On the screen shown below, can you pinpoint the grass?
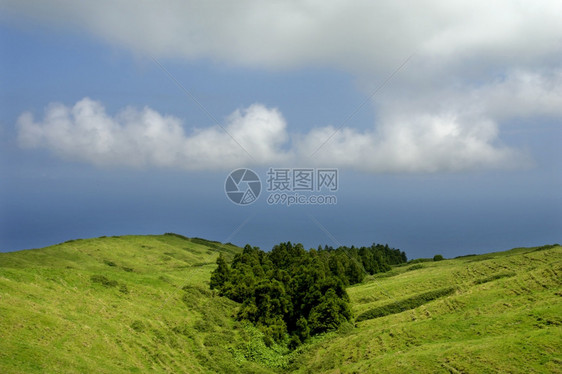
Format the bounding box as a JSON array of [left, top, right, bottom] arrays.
[[1, 237, 561, 373], [0, 235, 278, 373], [355, 287, 456, 322], [289, 245, 562, 373]]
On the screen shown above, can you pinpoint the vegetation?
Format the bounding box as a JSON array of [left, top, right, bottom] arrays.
[[290, 244, 562, 373], [0, 234, 277, 373], [433, 254, 444, 261], [355, 287, 455, 322], [0, 236, 560, 373], [210, 242, 406, 347]]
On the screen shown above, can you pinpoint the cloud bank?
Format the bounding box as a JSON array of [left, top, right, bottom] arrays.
[[18, 99, 290, 169], [18, 96, 530, 172], [6, 0, 562, 172], [3, 1, 560, 73]]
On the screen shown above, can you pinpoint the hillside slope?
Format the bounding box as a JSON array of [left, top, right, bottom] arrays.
[[0, 234, 279, 373], [1, 237, 561, 373], [290, 245, 562, 373]]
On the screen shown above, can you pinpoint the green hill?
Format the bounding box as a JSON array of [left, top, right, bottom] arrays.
[[1, 236, 561, 373], [289, 245, 562, 373]]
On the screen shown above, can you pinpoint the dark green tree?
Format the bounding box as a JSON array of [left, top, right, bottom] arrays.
[[208, 240, 407, 348], [308, 288, 352, 334], [209, 253, 231, 291]]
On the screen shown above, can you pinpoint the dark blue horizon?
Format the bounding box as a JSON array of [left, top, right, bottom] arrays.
[[2, 164, 560, 260]]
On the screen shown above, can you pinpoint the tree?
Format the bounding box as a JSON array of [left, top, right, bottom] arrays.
[[345, 258, 365, 284], [208, 240, 407, 348], [433, 254, 444, 261], [308, 288, 352, 334], [328, 255, 346, 284], [295, 316, 310, 342], [359, 247, 375, 274], [210, 253, 231, 291]]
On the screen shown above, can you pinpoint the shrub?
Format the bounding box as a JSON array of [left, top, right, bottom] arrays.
[[164, 232, 190, 240], [433, 254, 444, 261], [407, 264, 424, 271], [474, 272, 515, 285], [194, 319, 214, 333], [533, 244, 560, 252], [455, 254, 477, 258], [90, 275, 118, 288], [356, 287, 455, 322], [119, 284, 129, 294], [408, 258, 433, 264], [191, 237, 222, 245], [130, 320, 145, 332], [158, 275, 172, 283]]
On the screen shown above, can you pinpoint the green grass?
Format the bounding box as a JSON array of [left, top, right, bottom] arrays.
[[355, 287, 456, 322], [289, 245, 562, 373], [0, 235, 279, 373], [1, 237, 561, 373]]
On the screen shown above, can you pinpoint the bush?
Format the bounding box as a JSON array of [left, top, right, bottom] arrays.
[[191, 237, 222, 245], [119, 284, 129, 294], [406, 264, 424, 271], [164, 232, 190, 241], [194, 319, 214, 333], [408, 258, 433, 264], [433, 254, 444, 261], [474, 272, 515, 285], [455, 254, 477, 258], [356, 287, 455, 322], [130, 320, 145, 332], [90, 274, 118, 288], [533, 244, 560, 252]]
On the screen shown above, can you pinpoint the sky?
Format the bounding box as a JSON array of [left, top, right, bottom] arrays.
[[0, 1, 560, 258]]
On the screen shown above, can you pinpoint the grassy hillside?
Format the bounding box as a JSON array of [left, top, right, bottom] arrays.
[[1, 237, 561, 373], [0, 234, 283, 373], [290, 245, 562, 373]]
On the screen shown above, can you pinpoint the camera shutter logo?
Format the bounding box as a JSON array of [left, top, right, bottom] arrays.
[[225, 169, 261, 205]]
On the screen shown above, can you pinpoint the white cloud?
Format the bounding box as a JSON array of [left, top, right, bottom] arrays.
[[475, 69, 562, 120], [6, 1, 562, 172], [297, 112, 527, 173], [17, 98, 291, 169], [3, 0, 560, 73], [18, 97, 529, 172]]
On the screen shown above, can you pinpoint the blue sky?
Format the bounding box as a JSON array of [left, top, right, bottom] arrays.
[[1, 1, 560, 258]]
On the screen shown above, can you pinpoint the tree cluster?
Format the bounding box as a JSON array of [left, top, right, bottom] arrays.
[[210, 242, 406, 347]]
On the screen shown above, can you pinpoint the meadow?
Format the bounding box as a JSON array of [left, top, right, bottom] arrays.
[[0, 235, 560, 373]]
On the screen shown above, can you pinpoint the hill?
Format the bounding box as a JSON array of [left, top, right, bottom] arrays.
[[1, 236, 561, 373], [289, 244, 562, 373], [0, 234, 278, 373]]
